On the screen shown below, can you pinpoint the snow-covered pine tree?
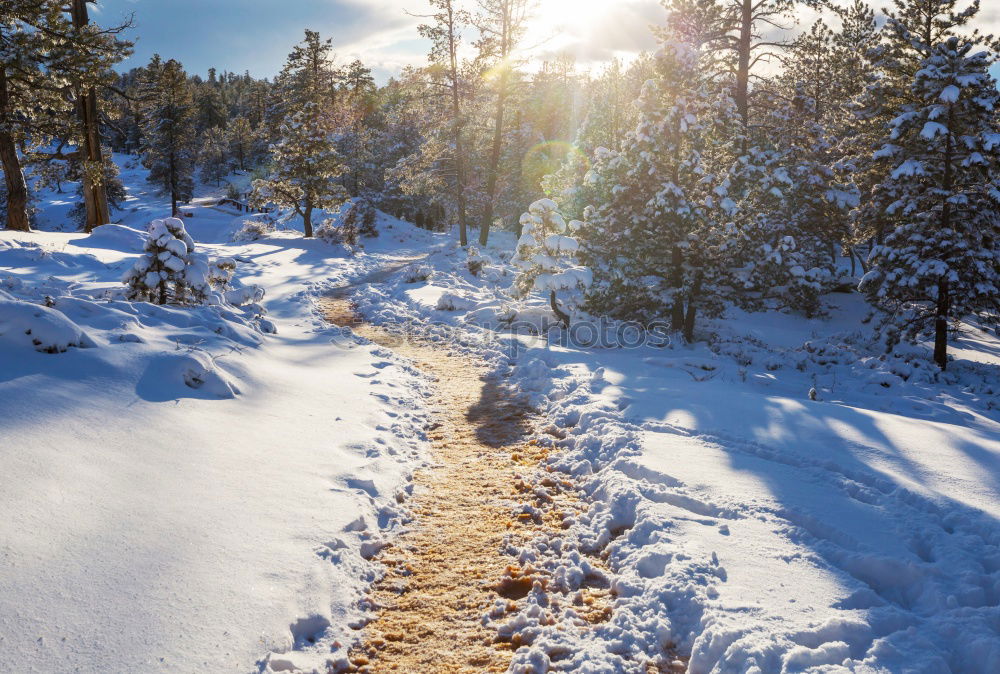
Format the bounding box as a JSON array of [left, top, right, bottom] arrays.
[[123, 217, 207, 305], [250, 102, 346, 238], [251, 32, 346, 238], [141, 59, 197, 216], [860, 35, 1000, 370], [580, 33, 740, 341], [511, 198, 590, 326], [1, 1, 129, 232], [747, 24, 861, 315], [854, 0, 981, 246], [199, 127, 230, 186]]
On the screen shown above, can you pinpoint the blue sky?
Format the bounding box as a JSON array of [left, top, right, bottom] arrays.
[[92, 0, 427, 81], [93, 0, 998, 83]]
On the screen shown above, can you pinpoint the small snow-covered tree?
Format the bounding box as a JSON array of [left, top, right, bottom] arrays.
[[860, 36, 1000, 370], [123, 217, 213, 305], [340, 199, 379, 239], [511, 198, 591, 326]]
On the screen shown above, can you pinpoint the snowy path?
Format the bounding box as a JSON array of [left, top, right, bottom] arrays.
[[296, 292, 619, 673]]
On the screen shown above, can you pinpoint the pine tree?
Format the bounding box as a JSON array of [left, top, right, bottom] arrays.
[[417, 0, 472, 246], [251, 32, 346, 238], [141, 58, 197, 216], [199, 127, 230, 186], [511, 199, 590, 326], [476, 0, 535, 246], [1, 1, 129, 231], [195, 85, 227, 132], [123, 218, 205, 305], [860, 35, 1000, 370], [228, 116, 256, 171], [581, 36, 741, 341], [854, 0, 981, 245]]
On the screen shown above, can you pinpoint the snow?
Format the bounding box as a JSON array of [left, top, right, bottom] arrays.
[[939, 84, 961, 103], [0, 163, 442, 673], [346, 231, 1000, 672], [4, 154, 1000, 672]]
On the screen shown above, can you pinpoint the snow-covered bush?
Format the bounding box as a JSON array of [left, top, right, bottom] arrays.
[[435, 292, 475, 311], [403, 264, 433, 283], [231, 218, 274, 242], [124, 218, 256, 306], [0, 292, 96, 353], [340, 199, 378, 239], [315, 217, 357, 247], [467, 246, 484, 276], [511, 198, 591, 325]]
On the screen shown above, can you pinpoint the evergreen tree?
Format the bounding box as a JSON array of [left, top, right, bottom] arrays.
[[581, 36, 741, 341], [195, 84, 228, 131], [199, 127, 230, 186], [123, 218, 206, 305], [141, 58, 197, 216], [251, 32, 346, 237], [511, 198, 590, 325], [1, 1, 129, 231], [417, 0, 472, 245], [860, 35, 1000, 370], [475, 0, 535, 245], [854, 0, 981, 245], [228, 116, 257, 171]]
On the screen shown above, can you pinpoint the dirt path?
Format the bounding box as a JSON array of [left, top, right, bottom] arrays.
[[319, 295, 611, 673]]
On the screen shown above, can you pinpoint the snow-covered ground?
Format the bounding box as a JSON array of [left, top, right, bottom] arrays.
[[3, 158, 1000, 673], [351, 238, 1000, 672], [0, 165, 443, 672]]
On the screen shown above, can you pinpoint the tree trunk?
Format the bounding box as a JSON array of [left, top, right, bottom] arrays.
[[683, 301, 697, 344], [549, 290, 570, 327], [478, 7, 512, 247], [0, 68, 31, 232], [934, 106, 956, 371], [735, 0, 752, 151], [934, 278, 949, 371], [683, 278, 702, 343], [303, 202, 314, 238], [479, 72, 508, 246], [670, 246, 684, 331], [169, 151, 179, 216], [448, 3, 469, 248], [72, 0, 111, 232]]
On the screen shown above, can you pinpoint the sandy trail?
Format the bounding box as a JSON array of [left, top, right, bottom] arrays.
[[319, 294, 611, 673]]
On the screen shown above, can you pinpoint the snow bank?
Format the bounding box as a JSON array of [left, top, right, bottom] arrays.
[[0, 198, 442, 673], [0, 292, 96, 352]]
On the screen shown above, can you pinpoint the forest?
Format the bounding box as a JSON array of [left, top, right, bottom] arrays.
[[3, 0, 998, 369]]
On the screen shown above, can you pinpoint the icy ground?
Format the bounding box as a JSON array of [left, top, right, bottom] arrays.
[[351, 237, 1000, 673], [2, 157, 1000, 673]]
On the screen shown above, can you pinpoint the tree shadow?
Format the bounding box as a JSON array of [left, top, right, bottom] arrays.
[[466, 374, 534, 448]]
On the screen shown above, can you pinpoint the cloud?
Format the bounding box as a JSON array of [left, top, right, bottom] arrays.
[[95, 0, 1000, 82]]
